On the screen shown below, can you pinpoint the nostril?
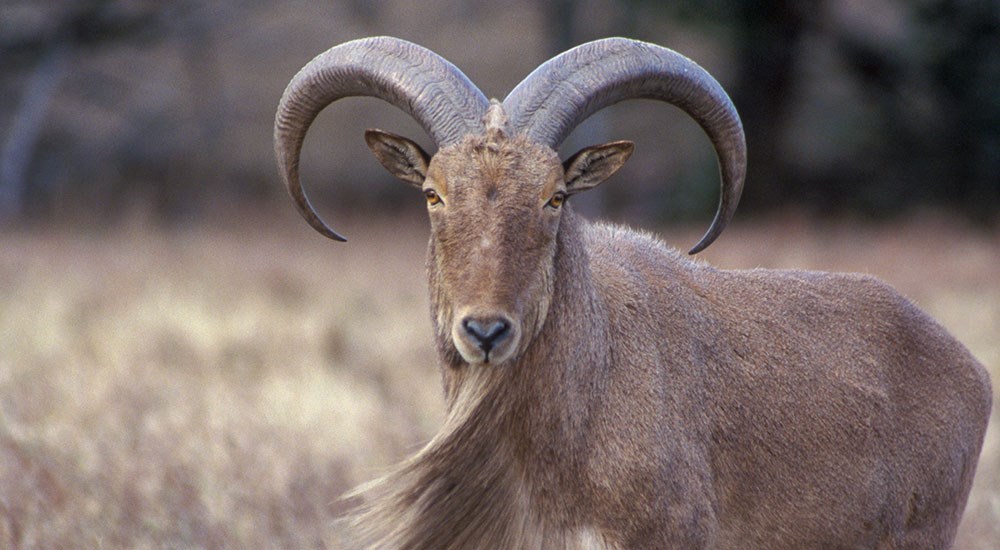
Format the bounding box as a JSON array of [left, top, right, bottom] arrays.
[[462, 317, 511, 349]]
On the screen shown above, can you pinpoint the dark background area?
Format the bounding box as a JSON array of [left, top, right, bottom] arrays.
[[1, 0, 998, 228]]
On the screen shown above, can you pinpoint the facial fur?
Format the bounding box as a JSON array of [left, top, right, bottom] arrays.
[[424, 130, 565, 368]]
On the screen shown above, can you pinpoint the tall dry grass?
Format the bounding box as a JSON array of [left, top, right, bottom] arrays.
[[1, 210, 997, 548]]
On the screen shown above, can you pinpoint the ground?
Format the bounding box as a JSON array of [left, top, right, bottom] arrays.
[[1, 209, 997, 548]]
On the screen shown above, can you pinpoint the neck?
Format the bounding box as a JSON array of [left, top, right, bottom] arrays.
[[345, 209, 609, 547]]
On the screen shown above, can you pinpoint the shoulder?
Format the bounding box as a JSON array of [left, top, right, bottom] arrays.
[[577, 221, 711, 317], [581, 221, 697, 273]]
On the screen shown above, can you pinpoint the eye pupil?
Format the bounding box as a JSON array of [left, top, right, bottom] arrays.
[[547, 193, 565, 209]]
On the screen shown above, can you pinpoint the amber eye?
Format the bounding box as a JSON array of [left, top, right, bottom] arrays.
[[424, 189, 442, 205], [545, 192, 566, 209]]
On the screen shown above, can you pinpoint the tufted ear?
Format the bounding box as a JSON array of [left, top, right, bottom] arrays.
[[364, 129, 431, 188], [562, 140, 634, 195]]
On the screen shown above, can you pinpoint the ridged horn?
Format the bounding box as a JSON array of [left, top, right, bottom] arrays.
[[502, 37, 746, 254], [274, 36, 490, 241]]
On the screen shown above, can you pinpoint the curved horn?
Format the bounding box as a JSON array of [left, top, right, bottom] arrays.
[[274, 36, 490, 241], [502, 37, 746, 254]]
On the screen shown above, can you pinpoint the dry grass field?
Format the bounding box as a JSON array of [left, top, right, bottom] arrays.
[[1, 209, 997, 548]]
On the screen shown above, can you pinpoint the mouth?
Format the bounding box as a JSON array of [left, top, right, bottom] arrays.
[[456, 342, 512, 366]]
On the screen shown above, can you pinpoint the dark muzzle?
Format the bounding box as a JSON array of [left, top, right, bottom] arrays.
[[461, 317, 511, 357]]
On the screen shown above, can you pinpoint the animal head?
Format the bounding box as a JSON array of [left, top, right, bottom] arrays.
[[365, 102, 633, 364], [274, 36, 746, 366]]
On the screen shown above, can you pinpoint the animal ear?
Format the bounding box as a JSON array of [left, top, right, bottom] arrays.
[[364, 129, 431, 188], [563, 140, 634, 195]]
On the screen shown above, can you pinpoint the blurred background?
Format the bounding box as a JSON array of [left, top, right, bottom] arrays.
[[1, 0, 997, 226], [1, 0, 998, 547]]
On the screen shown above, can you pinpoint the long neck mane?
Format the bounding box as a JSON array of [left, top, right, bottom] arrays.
[[342, 208, 611, 548]]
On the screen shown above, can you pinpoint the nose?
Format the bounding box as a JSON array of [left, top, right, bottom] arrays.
[[461, 317, 511, 354]]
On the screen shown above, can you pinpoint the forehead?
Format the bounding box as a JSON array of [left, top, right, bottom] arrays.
[[428, 133, 562, 195]]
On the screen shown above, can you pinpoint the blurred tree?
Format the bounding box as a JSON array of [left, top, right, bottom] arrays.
[[0, 39, 70, 219], [907, 0, 1000, 221], [730, 0, 818, 213], [632, 0, 999, 221], [1, 0, 995, 226], [0, 0, 227, 223], [1, 1, 162, 220]]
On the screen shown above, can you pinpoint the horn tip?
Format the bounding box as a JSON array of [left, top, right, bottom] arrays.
[[318, 224, 348, 242], [687, 241, 709, 256], [687, 223, 725, 255], [299, 205, 348, 242]]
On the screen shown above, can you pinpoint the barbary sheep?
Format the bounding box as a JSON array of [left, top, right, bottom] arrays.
[[274, 36, 991, 549]]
